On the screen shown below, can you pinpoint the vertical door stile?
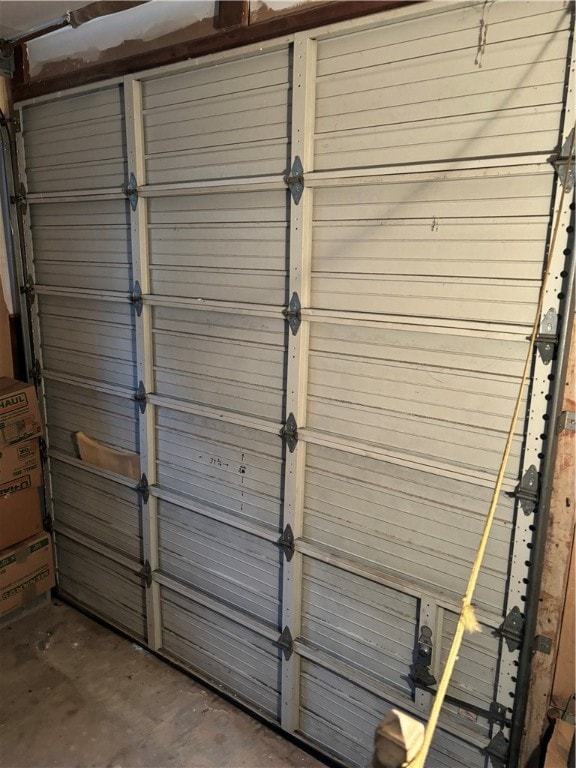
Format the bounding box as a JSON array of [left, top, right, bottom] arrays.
[[123, 77, 162, 650], [14, 107, 55, 530], [280, 33, 317, 735]]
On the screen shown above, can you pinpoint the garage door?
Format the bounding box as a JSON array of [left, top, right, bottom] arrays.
[[15, 2, 574, 766]]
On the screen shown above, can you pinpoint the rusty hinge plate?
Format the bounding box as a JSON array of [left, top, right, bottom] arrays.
[[136, 473, 149, 503], [282, 292, 301, 335], [280, 413, 298, 453], [278, 524, 295, 561], [134, 381, 147, 414], [496, 605, 524, 652]]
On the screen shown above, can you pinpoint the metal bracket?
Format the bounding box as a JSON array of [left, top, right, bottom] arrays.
[[515, 464, 539, 516], [130, 281, 143, 317], [39, 437, 48, 463], [558, 411, 576, 433], [485, 731, 509, 768], [488, 701, 508, 726], [278, 626, 293, 660], [283, 292, 301, 336], [134, 381, 147, 414], [534, 635, 553, 655], [139, 560, 152, 588], [20, 275, 35, 305], [496, 606, 524, 652], [535, 308, 558, 365], [410, 625, 437, 687], [123, 172, 138, 211], [284, 156, 304, 204], [549, 127, 575, 192], [136, 473, 149, 503], [278, 524, 295, 561], [29, 360, 41, 386], [10, 182, 27, 212], [280, 413, 298, 453]]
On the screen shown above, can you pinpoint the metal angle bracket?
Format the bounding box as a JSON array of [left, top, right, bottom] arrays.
[[515, 464, 540, 516], [488, 701, 508, 726], [534, 634, 553, 655], [130, 281, 143, 317], [10, 182, 27, 212], [278, 626, 293, 660], [134, 381, 147, 414], [558, 411, 576, 433], [123, 172, 139, 211], [136, 473, 149, 503], [549, 127, 575, 193], [535, 308, 558, 365], [278, 524, 295, 561], [284, 156, 304, 204], [139, 560, 152, 588], [280, 413, 298, 453], [496, 605, 524, 652], [283, 292, 302, 335], [409, 625, 437, 687], [485, 730, 509, 768]]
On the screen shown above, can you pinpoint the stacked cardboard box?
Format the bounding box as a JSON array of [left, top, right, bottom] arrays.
[[0, 378, 55, 616]]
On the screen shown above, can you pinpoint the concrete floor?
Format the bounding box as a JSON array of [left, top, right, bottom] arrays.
[[0, 599, 326, 768]]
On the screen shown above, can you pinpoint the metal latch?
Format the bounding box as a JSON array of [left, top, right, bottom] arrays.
[[535, 308, 558, 365], [558, 411, 576, 433], [549, 127, 575, 192], [280, 413, 298, 453], [278, 524, 295, 561], [134, 381, 147, 414], [139, 560, 152, 588], [129, 281, 143, 317], [515, 465, 539, 515], [284, 156, 304, 204], [485, 731, 509, 768], [278, 626, 294, 660], [123, 172, 138, 211], [496, 606, 524, 652], [283, 292, 301, 335], [136, 473, 149, 503], [410, 625, 437, 687]]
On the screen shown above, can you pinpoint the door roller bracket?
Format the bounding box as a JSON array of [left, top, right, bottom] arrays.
[[410, 625, 437, 687]]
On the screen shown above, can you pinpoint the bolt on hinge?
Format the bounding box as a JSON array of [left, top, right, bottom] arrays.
[[20, 275, 35, 304], [134, 381, 147, 414], [136, 473, 149, 503], [558, 411, 576, 433], [515, 465, 540, 516], [282, 292, 301, 335], [139, 560, 152, 588], [535, 308, 558, 365], [123, 172, 138, 211], [10, 182, 27, 212], [280, 413, 298, 453], [129, 281, 143, 317], [485, 731, 509, 768], [278, 626, 294, 660], [496, 606, 524, 652], [29, 360, 41, 385], [278, 524, 295, 561], [409, 625, 437, 688], [549, 127, 575, 193], [284, 156, 304, 204]]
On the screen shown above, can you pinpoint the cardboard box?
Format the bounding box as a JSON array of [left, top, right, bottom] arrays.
[[0, 532, 54, 616], [0, 486, 43, 550], [0, 378, 43, 447], [0, 440, 42, 489]]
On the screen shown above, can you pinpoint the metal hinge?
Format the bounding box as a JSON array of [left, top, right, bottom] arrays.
[[284, 156, 304, 204], [515, 464, 539, 516], [0, 115, 21, 132], [278, 626, 293, 660], [29, 360, 41, 385], [410, 625, 437, 687], [136, 473, 149, 503], [139, 560, 152, 588], [485, 731, 509, 768], [534, 634, 553, 655], [39, 437, 48, 463], [123, 172, 138, 211], [283, 292, 301, 335], [278, 524, 295, 561], [129, 281, 143, 317], [10, 182, 27, 212], [558, 411, 576, 433], [134, 381, 147, 414], [280, 413, 298, 453], [535, 308, 558, 365], [549, 127, 575, 193], [20, 275, 35, 304], [496, 606, 524, 652]]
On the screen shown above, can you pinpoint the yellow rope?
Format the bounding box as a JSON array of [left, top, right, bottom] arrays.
[[406, 124, 576, 768]]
